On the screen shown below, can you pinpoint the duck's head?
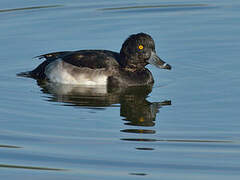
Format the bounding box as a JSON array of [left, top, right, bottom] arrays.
[[120, 33, 171, 70]]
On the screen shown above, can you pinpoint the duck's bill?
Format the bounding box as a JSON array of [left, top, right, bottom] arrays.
[[148, 52, 171, 70]]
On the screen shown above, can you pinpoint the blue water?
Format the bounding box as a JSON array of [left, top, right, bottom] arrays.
[[1, 0, 240, 179]]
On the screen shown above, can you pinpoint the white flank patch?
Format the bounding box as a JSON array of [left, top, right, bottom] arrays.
[[45, 59, 108, 85]]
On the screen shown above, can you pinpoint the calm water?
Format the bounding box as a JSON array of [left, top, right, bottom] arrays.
[[1, 0, 240, 179]]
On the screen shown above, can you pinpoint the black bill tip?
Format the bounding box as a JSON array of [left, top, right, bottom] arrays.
[[162, 63, 172, 70]]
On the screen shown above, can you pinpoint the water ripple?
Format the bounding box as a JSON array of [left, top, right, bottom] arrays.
[[0, 5, 62, 13], [121, 138, 232, 143], [0, 144, 21, 149], [0, 164, 66, 171], [100, 4, 208, 11]]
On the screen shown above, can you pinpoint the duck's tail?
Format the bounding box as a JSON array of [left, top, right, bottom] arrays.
[[17, 51, 72, 80], [17, 71, 33, 78], [34, 51, 71, 60]]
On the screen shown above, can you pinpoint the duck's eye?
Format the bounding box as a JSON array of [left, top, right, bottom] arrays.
[[138, 45, 144, 50]]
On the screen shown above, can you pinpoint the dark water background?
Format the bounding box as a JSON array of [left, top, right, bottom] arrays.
[[1, 0, 240, 179]]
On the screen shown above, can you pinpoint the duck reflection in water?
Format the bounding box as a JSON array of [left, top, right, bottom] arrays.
[[38, 81, 171, 127]]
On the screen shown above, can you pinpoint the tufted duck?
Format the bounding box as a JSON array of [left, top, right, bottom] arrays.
[[22, 33, 171, 87]]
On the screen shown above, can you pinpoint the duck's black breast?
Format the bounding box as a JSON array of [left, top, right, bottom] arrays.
[[108, 68, 154, 87]]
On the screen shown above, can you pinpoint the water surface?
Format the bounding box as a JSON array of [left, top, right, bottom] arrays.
[[1, 0, 240, 179]]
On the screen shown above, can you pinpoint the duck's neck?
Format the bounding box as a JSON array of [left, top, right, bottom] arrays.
[[119, 50, 127, 68], [120, 55, 146, 71]]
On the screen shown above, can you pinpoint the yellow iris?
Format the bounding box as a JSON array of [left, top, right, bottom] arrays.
[[138, 45, 143, 50], [139, 117, 144, 122]]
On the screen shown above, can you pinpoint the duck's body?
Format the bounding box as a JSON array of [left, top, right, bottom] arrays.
[[24, 33, 171, 87]]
